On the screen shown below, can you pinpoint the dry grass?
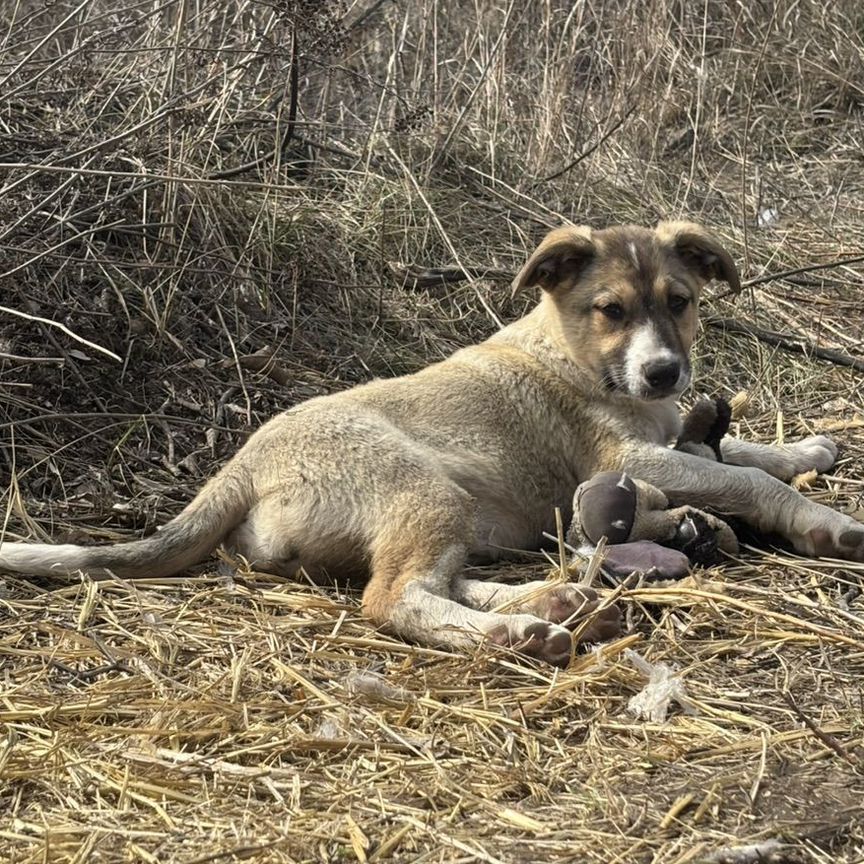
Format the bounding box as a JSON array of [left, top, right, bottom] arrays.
[[2, 0, 864, 861]]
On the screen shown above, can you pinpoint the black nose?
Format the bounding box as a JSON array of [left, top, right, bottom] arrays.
[[642, 359, 680, 390]]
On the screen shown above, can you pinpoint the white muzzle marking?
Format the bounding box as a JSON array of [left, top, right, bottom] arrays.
[[623, 323, 688, 397]]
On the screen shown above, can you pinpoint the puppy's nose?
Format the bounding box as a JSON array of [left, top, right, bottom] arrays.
[[642, 359, 680, 390]]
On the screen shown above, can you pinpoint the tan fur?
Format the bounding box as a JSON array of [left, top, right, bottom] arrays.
[[2, 221, 860, 666]]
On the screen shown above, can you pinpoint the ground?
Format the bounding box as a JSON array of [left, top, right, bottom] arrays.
[[1, 1, 864, 862]]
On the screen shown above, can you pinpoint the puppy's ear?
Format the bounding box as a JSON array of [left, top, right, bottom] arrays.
[[656, 222, 741, 293], [511, 226, 594, 294]]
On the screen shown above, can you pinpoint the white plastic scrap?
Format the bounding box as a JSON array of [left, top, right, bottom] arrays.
[[314, 716, 344, 740], [756, 207, 780, 228], [699, 839, 785, 864], [624, 648, 696, 723], [344, 670, 413, 705]]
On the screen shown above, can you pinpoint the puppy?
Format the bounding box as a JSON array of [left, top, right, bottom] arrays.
[[2, 223, 860, 666]]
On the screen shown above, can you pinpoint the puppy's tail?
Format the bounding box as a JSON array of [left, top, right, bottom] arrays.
[[0, 461, 254, 580]]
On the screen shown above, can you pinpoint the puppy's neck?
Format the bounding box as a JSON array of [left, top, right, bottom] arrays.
[[491, 299, 683, 445], [489, 298, 585, 384], [618, 396, 683, 444]]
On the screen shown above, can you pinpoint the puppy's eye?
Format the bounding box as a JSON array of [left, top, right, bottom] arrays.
[[597, 303, 625, 321], [668, 295, 690, 314]]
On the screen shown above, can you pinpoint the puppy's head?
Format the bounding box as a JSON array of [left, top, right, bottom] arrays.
[[512, 222, 740, 401]]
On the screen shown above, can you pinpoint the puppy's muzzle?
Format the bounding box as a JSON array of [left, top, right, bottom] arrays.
[[623, 323, 690, 400], [642, 358, 681, 394]]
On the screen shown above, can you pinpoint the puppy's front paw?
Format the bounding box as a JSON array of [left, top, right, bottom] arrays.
[[789, 435, 838, 475]]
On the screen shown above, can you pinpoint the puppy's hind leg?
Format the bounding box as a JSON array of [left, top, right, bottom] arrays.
[[362, 485, 577, 667], [454, 578, 621, 644]]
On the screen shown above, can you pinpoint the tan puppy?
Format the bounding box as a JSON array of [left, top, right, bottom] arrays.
[[2, 222, 860, 666]]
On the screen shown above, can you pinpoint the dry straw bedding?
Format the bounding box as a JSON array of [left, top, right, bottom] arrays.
[[2, 1, 864, 862]]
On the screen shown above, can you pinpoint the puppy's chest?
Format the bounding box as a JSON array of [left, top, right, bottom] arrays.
[[617, 399, 682, 445]]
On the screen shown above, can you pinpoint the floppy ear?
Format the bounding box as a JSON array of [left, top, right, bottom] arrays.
[[655, 222, 741, 293], [511, 226, 595, 294]]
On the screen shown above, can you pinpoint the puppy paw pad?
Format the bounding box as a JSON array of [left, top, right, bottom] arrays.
[[522, 621, 572, 666], [537, 585, 597, 624], [839, 529, 864, 549], [580, 603, 623, 643]]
